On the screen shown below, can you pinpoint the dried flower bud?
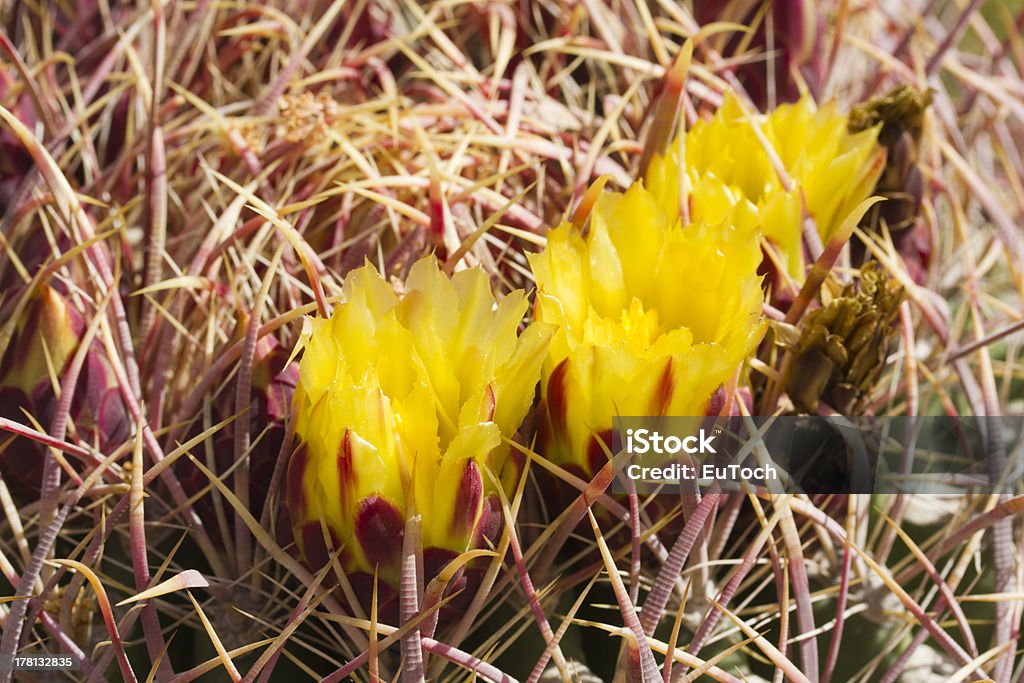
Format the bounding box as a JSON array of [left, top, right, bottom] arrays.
[[849, 84, 930, 150], [779, 263, 904, 413], [849, 84, 932, 233], [849, 85, 933, 282]]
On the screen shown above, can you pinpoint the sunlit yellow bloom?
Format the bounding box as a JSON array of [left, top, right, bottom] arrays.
[[287, 257, 550, 581], [528, 180, 767, 476], [646, 93, 884, 278]]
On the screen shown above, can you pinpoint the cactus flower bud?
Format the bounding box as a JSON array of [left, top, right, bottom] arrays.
[[528, 178, 767, 478], [286, 256, 551, 596], [0, 285, 128, 498]]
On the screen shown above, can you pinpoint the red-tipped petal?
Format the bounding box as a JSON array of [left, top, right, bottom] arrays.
[[546, 358, 570, 435], [355, 495, 405, 572], [337, 429, 356, 495], [482, 383, 496, 422], [473, 494, 503, 549], [449, 460, 484, 540], [648, 356, 676, 416]]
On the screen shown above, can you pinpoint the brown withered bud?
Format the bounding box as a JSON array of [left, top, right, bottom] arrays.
[[778, 263, 904, 414], [849, 85, 933, 281], [849, 84, 931, 147]]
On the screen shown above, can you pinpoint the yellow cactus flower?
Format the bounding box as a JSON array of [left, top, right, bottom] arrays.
[[286, 256, 550, 586], [528, 181, 767, 477], [646, 93, 884, 279]]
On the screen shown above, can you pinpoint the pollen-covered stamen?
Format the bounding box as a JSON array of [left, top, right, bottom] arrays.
[[620, 299, 663, 352]]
